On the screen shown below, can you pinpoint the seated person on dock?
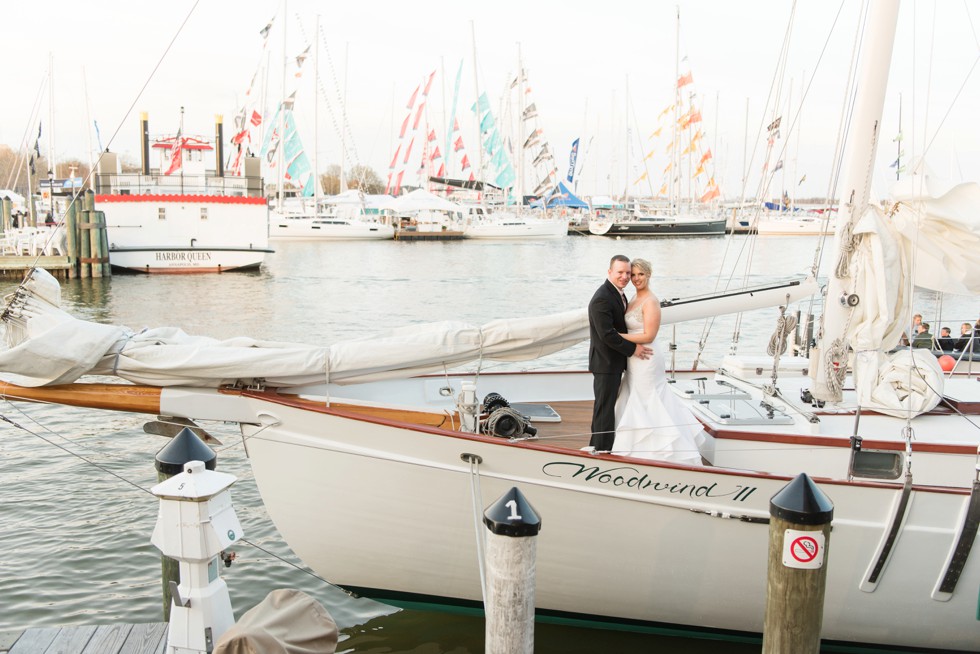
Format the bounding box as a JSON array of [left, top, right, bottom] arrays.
[[911, 323, 934, 349], [937, 326, 956, 352]]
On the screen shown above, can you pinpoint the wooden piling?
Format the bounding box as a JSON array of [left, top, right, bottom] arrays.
[[153, 428, 217, 621], [1, 198, 11, 233], [762, 473, 834, 654], [65, 201, 78, 279], [483, 487, 541, 654]]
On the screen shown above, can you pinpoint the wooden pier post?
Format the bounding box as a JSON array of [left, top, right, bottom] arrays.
[[483, 487, 541, 654], [65, 201, 79, 279], [762, 473, 834, 654], [1, 197, 10, 232], [153, 427, 217, 621]]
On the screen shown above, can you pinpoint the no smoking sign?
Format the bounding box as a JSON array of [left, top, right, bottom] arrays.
[[782, 529, 826, 569]]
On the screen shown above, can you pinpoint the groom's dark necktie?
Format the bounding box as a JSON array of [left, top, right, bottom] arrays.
[[621, 293, 628, 310]]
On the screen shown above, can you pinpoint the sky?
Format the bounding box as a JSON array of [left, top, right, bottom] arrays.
[[3, 0, 979, 201]]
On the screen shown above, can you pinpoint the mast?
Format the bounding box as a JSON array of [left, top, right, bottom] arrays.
[[313, 14, 321, 205], [276, 0, 287, 208], [470, 21, 486, 203], [896, 92, 902, 180], [811, 0, 900, 402], [516, 42, 524, 205], [671, 6, 680, 210], [340, 42, 349, 193]]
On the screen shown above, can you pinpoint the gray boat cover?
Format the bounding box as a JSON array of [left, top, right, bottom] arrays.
[[214, 589, 338, 654]]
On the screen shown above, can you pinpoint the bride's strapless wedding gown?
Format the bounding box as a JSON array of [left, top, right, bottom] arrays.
[[613, 300, 708, 465]]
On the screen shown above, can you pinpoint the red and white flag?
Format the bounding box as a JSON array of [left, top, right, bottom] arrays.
[[164, 131, 183, 176]]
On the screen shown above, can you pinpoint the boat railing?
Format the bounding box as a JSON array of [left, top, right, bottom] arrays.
[[94, 172, 265, 198]]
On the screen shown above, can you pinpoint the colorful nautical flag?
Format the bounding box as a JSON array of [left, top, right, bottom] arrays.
[[427, 129, 437, 142], [250, 110, 262, 127], [658, 183, 667, 196], [403, 138, 415, 164], [422, 70, 436, 97], [388, 144, 401, 170], [454, 136, 464, 152], [677, 72, 693, 88], [406, 84, 421, 110], [522, 103, 538, 120], [767, 116, 782, 133], [694, 164, 705, 177], [412, 103, 426, 130], [164, 129, 183, 176], [259, 19, 273, 39], [566, 138, 579, 183], [657, 105, 673, 120], [773, 159, 784, 172], [698, 150, 712, 165], [649, 127, 662, 139], [633, 171, 648, 185], [700, 186, 720, 202]]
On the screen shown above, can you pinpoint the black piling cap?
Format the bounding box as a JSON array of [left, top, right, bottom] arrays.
[[770, 473, 834, 525], [155, 427, 217, 476], [483, 487, 541, 537]]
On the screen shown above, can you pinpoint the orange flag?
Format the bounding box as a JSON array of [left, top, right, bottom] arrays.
[[677, 72, 693, 88], [699, 150, 713, 166], [658, 183, 668, 196], [700, 186, 720, 202]]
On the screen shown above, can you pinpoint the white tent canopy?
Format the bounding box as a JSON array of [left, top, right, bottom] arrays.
[[391, 189, 461, 213]]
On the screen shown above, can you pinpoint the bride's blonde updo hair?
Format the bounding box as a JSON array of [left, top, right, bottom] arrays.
[[631, 258, 652, 276]]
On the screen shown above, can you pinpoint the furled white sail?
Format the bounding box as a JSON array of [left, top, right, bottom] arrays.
[[839, 174, 980, 417], [0, 269, 815, 389]]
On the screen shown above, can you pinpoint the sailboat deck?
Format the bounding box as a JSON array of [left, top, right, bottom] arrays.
[[519, 400, 594, 449]]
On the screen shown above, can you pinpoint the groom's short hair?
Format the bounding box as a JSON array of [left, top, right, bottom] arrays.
[[609, 254, 630, 267]]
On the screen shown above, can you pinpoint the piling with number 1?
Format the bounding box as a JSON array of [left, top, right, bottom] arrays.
[[483, 487, 541, 654]]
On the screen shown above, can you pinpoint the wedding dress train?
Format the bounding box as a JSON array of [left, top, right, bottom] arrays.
[[612, 301, 708, 465]]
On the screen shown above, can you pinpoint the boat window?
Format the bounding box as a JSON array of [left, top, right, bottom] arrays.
[[692, 398, 795, 425], [670, 378, 751, 401], [200, 207, 208, 221], [848, 449, 903, 480], [158, 207, 166, 220]]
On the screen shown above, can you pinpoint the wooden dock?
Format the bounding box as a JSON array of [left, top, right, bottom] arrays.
[[0, 623, 167, 654], [394, 230, 467, 241], [0, 256, 71, 280]]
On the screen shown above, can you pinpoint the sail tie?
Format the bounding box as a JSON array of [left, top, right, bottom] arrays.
[[834, 219, 858, 279], [767, 308, 797, 357]]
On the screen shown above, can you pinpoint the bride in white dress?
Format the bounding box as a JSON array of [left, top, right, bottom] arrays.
[[612, 258, 709, 465]]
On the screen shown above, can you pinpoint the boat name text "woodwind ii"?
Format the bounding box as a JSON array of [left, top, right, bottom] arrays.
[[542, 462, 758, 502]]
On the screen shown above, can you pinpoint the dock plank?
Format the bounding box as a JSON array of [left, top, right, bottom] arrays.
[[81, 625, 133, 653], [4, 624, 167, 654], [45, 625, 97, 653], [7, 627, 59, 653], [118, 624, 167, 654]]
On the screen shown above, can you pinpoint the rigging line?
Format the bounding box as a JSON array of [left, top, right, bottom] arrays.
[[966, 0, 980, 51], [810, 0, 869, 288], [3, 0, 203, 292], [2, 410, 357, 599], [237, 536, 360, 598], [919, 54, 980, 162], [4, 76, 47, 191], [0, 412, 158, 499]]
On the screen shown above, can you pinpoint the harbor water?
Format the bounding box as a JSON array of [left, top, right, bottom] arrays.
[[1, 235, 976, 652]]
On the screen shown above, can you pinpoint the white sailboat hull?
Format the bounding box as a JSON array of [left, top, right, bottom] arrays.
[[464, 217, 568, 239], [268, 216, 395, 241], [150, 369, 980, 652]]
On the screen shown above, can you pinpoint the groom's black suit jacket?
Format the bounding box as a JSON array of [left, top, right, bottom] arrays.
[[588, 279, 635, 373]]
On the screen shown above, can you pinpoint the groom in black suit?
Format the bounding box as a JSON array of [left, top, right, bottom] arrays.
[[587, 254, 651, 452]]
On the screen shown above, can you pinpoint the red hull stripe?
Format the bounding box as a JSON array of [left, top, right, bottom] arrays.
[[96, 194, 267, 205]]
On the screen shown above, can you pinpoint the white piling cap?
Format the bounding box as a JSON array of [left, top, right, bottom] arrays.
[[150, 460, 237, 501]]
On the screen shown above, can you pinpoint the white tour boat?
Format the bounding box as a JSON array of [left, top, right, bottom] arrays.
[[95, 113, 272, 274]]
